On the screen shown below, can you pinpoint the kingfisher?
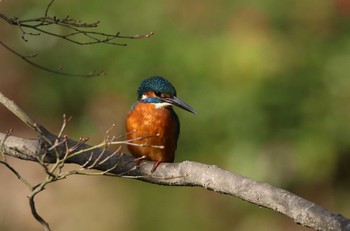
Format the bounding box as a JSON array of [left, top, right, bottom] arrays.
[[125, 76, 196, 172]]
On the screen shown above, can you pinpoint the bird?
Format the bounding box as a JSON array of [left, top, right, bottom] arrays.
[[125, 76, 196, 172]]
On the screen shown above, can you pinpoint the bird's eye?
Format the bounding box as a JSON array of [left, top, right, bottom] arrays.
[[155, 91, 162, 97]]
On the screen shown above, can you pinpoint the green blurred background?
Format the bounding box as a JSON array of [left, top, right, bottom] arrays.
[[1, 0, 350, 230]]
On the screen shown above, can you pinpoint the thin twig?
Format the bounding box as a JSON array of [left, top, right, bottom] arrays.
[[0, 40, 105, 77], [0, 91, 46, 134], [0, 0, 154, 77], [57, 114, 72, 138], [0, 4, 154, 47], [29, 196, 51, 231], [44, 0, 55, 19], [0, 160, 33, 190], [28, 180, 52, 231]]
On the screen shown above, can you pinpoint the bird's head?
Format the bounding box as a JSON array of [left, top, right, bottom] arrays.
[[137, 76, 196, 114]]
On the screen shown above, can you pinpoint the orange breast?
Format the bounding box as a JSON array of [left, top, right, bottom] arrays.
[[125, 102, 180, 162]]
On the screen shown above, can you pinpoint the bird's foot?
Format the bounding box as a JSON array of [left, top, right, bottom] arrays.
[[151, 160, 163, 173]]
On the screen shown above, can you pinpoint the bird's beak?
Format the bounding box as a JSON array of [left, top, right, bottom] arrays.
[[163, 96, 197, 114]]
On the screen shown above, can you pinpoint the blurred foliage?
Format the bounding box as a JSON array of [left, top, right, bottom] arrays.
[[1, 0, 350, 231]]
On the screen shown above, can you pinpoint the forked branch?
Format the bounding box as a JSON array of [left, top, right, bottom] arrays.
[[0, 0, 153, 77], [0, 90, 350, 231]]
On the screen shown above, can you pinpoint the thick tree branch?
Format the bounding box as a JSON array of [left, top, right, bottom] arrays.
[[0, 131, 349, 231], [0, 92, 349, 231]]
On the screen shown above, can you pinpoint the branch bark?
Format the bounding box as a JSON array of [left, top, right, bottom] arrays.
[[1, 132, 349, 231], [0, 89, 349, 231]]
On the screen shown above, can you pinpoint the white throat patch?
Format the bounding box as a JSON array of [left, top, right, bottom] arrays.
[[154, 102, 172, 109]]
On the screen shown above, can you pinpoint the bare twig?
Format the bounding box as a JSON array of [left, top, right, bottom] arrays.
[[57, 114, 71, 138], [0, 114, 129, 231], [0, 1, 154, 46], [0, 40, 106, 77], [0, 0, 154, 77], [29, 187, 51, 231], [0, 129, 50, 230], [0, 91, 46, 134], [44, 0, 55, 18], [0, 160, 32, 190]]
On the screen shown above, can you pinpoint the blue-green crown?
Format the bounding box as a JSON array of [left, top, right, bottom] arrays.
[[137, 76, 177, 99]]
